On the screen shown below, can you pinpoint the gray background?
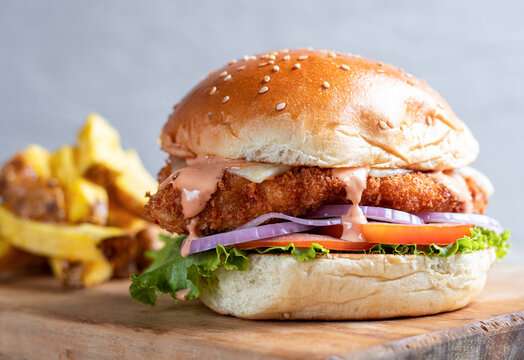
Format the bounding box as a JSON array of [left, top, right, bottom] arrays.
[[0, 1, 522, 263]]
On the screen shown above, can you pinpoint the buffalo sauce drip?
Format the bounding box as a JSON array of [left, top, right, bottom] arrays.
[[159, 156, 249, 257], [331, 167, 370, 241]]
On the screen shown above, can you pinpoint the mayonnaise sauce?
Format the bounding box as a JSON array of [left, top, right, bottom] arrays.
[[429, 171, 474, 213], [331, 167, 370, 241]]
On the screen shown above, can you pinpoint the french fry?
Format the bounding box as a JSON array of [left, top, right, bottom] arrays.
[[50, 145, 77, 185], [49, 257, 112, 288], [77, 113, 127, 174], [23, 144, 52, 178], [113, 150, 157, 216], [0, 206, 125, 262], [67, 178, 109, 225], [77, 113, 157, 217], [0, 237, 47, 276], [108, 202, 148, 234], [1, 113, 157, 288]]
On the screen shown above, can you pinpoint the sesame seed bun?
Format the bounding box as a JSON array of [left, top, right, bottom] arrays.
[[160, 49, 478, 170], [199, 248, 495, 320]]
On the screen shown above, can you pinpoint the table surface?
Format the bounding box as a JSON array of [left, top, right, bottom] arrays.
[[0, 264, 523, 359]]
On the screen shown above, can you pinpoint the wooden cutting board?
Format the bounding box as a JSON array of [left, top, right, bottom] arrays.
[[0, 264, 523, 359]]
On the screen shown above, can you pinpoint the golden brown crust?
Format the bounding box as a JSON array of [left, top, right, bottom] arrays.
[[0, 154, 66, 222], [146, 166, 486, 236], [97, 228, 153, 278], [161, 49, 478, 170]]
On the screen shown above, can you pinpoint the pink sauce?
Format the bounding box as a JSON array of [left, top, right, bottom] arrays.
[[163, 156, 250, 257], [174, 288, 191, 301], [429, 171, 473, 213], [180, 217, 200, 257], [331, 167, 370, 241], [160, 156, 249, 218]]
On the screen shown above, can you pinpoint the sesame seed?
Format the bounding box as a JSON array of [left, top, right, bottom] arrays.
[[328, 51, 337, 58], [249, 55, 257, 60], [263, 75, 270, 83], [298, 55, 308, 60], [219, 71, 228, 77], [378, 121, 388, 130], [209, 86, 217, 95], [268, 60, 275, 65], [224, 74, 232, 81], [271, 51, 279, 55], [258, 62, 269, 67], [322, 81, 330, 89], [283, 55, 291, 60], [228, 59, 237, 65], [269, 54, 276, 60], [259, 86, 269, 94], [222, 96, 230, 104], [243, 55, 249, 61], [293, 63, 301, 69], [273, 65, 280, 71], [340, 64, 350, 71], [400, 124, 407, 131], [426, 115, 434, 126], [276, 102, 286, 111], [260, 54, 269, 59], [386, 120, 394, 128], [377, 69, 385, 73], [237, 65, 246, 71]]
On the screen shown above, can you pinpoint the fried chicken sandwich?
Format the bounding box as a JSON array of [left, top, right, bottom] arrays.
[[130, 49, 509, 320]]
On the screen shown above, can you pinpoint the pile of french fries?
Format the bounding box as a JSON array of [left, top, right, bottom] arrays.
[[0, 113, 159, 287]]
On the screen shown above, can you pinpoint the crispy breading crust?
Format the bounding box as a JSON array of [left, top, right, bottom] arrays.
[[0, 154, 66, 222], [147, 166, 487, 236]]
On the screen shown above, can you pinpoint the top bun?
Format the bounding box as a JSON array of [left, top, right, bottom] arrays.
[[160, 49, 478, 170]]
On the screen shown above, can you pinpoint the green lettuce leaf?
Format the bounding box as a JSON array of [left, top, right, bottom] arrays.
[[130, 227, 509, 306], [129, 234, 248, 306], [253, 242, 329, 261], [366, 227, 510, 259]]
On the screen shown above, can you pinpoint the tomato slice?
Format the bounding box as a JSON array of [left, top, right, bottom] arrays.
[[234, 223, 473, 251], [234, 233, 374, 251], [360, 222, 473, 245]]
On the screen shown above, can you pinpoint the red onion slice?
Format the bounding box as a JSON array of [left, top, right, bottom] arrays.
[[413, 212, 504, 234], [307, 205, 425, 225], [237, 213, 342, 230], [185, 221, 315, 255]]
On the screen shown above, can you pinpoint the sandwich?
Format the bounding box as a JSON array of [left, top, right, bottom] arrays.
[[130, 49, 509, 320], [0, 114, 161, 287]]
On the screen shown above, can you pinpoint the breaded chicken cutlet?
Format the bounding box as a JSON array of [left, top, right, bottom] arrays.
[[147, 163, 488, 236]]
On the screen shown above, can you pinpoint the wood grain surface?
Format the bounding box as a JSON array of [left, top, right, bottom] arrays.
[[0, 264, 522, 360]]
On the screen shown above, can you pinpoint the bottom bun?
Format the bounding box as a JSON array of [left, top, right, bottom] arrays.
[[199, 249, 495, 320]]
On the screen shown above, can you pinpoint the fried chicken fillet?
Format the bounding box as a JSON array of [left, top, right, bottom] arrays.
[[146, 164, 488, 237]]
